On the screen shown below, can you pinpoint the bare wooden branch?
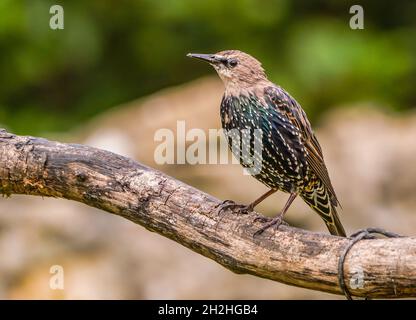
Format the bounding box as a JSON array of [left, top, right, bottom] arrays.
[[0, 129, 415, 298]]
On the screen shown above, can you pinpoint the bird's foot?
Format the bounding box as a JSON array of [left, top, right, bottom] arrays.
[[214, 200, 253, 231], [252, 215, 271, 223], [215, 200, 253, 216], [253, 215, 288, 237]]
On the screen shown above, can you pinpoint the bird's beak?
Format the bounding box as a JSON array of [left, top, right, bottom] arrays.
[[187, 53, 222, 64]]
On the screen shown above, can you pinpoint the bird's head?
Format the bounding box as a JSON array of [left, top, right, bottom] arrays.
[[187, 50, 268, 92]]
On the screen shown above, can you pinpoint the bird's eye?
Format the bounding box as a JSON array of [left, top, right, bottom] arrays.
[[228, 59, 238, 68]]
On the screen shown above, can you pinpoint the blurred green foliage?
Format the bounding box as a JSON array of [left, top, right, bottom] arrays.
[[0, 0, 415, 134]]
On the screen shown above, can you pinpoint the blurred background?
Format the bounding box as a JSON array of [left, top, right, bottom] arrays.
[[0, 0, 415, 299]]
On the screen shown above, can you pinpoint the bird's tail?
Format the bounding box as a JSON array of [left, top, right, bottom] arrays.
[[323, 205, 346, 237], [300, 184, 346, 237]]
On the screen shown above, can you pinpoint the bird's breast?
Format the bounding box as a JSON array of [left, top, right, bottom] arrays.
[[220, 93, 309, 192]]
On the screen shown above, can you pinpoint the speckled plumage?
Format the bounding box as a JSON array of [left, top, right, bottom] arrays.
[[188, 50, 346, 236]]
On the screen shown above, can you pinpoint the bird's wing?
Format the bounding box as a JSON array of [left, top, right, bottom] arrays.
[[264, 86, 339, 205]]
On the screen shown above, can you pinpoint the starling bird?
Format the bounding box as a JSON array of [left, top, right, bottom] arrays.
[[187, 50, 346, 237]]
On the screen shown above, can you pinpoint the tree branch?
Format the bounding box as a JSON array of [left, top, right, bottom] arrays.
[[0, 129, 415, 298]]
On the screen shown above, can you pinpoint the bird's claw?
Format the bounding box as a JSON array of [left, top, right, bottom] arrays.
[[253, 216, 271, 223], [214, 200, 253, 231], [215, 200, 253, 216], [253, 215, 287, 237]]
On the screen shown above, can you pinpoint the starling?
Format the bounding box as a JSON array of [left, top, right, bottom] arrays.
[[187, 50, 346, 237]]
